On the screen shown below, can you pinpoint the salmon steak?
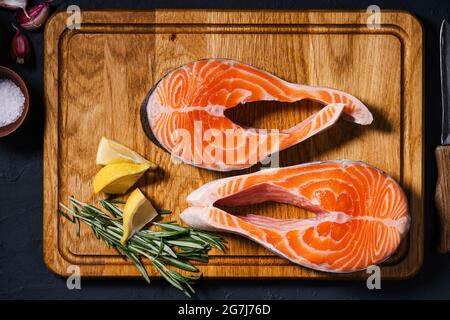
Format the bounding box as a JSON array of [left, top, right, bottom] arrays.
[[180, 161, 410, 273], [141, 59, 373, 171]]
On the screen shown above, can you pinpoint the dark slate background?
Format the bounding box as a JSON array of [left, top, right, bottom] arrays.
[[0, 0, 449, 299]]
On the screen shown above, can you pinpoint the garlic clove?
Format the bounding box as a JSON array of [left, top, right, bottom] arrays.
[[11, 29, 31, 64], [0, 0, 27, 10], [16, 1, 50, 31]]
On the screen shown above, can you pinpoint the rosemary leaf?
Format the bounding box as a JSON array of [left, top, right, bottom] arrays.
[[100, 199, 123, 218], [154, 222, 186, 232], [166, 240, 205, 249], [57, 209, 75, 223], [75, 217, 80, 236], [108, 198, 126, 204], [159, 256, 199, 272], [152, 259, 189, 295]]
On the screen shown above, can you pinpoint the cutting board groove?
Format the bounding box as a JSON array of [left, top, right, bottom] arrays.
[[44, 10, 423, 279]]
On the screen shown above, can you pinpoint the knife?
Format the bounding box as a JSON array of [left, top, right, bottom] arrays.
[[436, 20, 450, 253]]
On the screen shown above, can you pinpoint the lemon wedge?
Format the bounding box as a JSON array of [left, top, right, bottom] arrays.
[[121, 188, 158, 244], [96, 137, 156, 168], [93, 162, 151, 194]]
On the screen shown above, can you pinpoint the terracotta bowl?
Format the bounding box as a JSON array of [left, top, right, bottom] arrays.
[[0, 66, 30, 138]]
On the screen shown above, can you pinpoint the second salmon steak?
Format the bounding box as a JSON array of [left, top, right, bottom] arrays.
[[181, 161, 409, 273]]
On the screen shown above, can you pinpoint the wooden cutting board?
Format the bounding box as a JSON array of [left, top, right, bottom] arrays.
[[43, 9, 423, 279]]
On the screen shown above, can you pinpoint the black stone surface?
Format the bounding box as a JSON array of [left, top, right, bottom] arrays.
[[1, 0, 449, 299]]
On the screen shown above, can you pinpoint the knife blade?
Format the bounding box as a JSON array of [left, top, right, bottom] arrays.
[[436, 20, 450, 253], [440, 20, 450, 144]]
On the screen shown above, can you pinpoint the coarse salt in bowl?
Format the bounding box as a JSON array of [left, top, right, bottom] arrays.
[[0, 66, 30, 138], [0, 79, 25, 127]]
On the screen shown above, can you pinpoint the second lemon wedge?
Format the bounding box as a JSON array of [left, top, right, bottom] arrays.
[[121, 188, 158, 244], [93, 162, 151, 194], [96, 137, 156, 168]]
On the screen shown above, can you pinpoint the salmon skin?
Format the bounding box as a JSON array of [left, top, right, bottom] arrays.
[[141, 59, 373, 171], [180, 161, 410, 273]]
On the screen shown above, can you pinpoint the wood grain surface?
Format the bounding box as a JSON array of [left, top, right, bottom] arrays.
[[43, 10, 423, 279], [435, 146, 450, 253]]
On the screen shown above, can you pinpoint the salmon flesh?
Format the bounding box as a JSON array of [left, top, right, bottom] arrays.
[[141, 59, 373, 171], [180, 161, 410, 273]]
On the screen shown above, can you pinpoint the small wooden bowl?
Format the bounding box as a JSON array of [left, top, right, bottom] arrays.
[[0, 66, 30, 138]]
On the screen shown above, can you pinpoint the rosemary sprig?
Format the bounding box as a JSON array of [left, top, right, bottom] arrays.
[[58, 197, 226, 297]]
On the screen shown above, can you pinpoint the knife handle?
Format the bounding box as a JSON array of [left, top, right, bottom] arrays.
[[435, 145, 450, 253]]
